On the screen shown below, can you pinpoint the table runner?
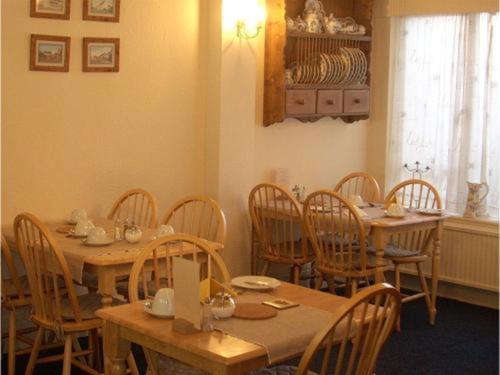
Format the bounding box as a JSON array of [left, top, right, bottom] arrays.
[[3, 218, 157, 283], [213, 292, 348, 364]]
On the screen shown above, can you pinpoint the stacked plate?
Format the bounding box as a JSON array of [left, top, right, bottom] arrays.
[[291, 47, 368, 86]]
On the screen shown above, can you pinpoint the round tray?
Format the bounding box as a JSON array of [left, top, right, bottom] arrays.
[[233, 303, 278, 320]]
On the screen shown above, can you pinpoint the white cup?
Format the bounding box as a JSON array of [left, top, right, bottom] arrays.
[[70, 209, 87, 224], [151, 288, 175, 316], [74, 219, 94, 236], [156, 224, 175, 238], [387, 203, 405, 216], [349, 194, 364, 206], [87, 226, 108, 244]]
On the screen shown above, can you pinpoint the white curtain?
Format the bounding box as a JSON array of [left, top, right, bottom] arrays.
[[387, 13, 500, 218]]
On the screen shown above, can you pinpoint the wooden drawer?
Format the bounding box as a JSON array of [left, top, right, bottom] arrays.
[[317, 90, 343, 114], [344, 90, 370, 114], [286, 90, 316, 115]]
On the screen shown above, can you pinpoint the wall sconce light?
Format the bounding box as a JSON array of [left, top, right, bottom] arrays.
[[224, 0, 266, 39]]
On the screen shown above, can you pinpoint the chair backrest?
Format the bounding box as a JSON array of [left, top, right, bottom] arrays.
[[296, 283, 401, 375], [161, 195, 226, 244], [1, 235, 28, 303], [107, 188, 158, 228], [14, 213, 84, 324], [384, 179, 442, 253], [128, 234, 230, 302], [385, 179, 442, 210], [334, 172, 382, 203], [303, 190, 368, 277], [249, 183, 308, 261]]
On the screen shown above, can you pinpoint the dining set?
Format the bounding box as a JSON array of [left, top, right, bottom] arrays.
[[1, 173, 447, 375]]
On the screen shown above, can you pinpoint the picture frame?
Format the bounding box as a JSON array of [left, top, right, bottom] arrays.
[[83, 0, 120, 23], [30, 34, 70, 72], [30, 0, 70, 20], [82, 38, 120, 72]]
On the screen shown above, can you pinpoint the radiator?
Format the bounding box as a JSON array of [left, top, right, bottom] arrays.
[[400, 219, 499, 292]]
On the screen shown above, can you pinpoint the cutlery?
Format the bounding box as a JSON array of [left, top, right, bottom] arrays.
[[244, 280, 270, 287]]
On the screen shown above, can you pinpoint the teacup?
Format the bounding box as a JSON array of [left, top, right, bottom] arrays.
[[156, 225, 175, 238], [70, 209, 87, 224], [74, 219, 94, 236], [148, 288, 175, 316], [349, 194, 364, 206], [387, 203, 405, 217], [87, 227, 109, 244]]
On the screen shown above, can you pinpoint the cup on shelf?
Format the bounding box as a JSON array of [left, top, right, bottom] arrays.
[[74, 219, 94, 236], [69, 209, 87, 224], [86, 226, 109, 244]]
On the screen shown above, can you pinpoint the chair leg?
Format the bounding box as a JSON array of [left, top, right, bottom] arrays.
[[7, 309, 16, 375], [62, 334, 73, 375], [72, 336, 88, 366], [326, 276, 336, 294], [393, 263, 402, 331], [314, 272, 324, 290], [294, 266, 301, 285], [260, 261, 270, 276], [351, 278, 358, 296], [25, 327, 44, 375], [127, 353, 140, 375], [90, 328, 102, 372], [416, 263, 433, 323]]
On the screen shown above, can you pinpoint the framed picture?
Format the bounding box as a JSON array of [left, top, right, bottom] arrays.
[[83, 0, 120, 22], [30, 0, 70, 20], [83, 38, 120, 72], [30, 34, 70, 72]]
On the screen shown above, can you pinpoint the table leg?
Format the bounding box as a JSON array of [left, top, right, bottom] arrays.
[[98, 266, 117, 308], [103, 321, 130, 375], [430, 222, 442, 325], [372, 229, 387, 283]]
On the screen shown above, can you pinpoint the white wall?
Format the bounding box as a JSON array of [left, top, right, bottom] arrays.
[[1, 0, 205, 223]]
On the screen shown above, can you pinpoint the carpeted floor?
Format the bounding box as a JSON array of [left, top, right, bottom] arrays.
[[3, 295, 498, 374]]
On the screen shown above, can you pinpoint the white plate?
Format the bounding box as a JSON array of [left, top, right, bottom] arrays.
[[384, 210, 405, 218], [81, 238, 114, 247], [231, 276, 281, 290], [417, 208, 444, 216], [144, 302, 174, 319]]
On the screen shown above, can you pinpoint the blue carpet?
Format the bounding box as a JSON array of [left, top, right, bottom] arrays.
[[3, 295, 498, 374]]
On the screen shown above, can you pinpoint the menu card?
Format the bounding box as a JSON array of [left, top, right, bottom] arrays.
[[173, 257, 202, 330]]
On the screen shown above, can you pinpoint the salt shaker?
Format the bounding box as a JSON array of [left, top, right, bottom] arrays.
[[114, 218, 123, 241], [201, 297, 213, 332]]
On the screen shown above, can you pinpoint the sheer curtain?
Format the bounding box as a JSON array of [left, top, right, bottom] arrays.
[[387, 13, 499, 218]]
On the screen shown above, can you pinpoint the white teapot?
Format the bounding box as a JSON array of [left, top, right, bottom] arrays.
[[324, 14, 343, 34]]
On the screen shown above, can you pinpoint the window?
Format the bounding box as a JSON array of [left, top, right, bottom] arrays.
[[387, 13, 499, 218]]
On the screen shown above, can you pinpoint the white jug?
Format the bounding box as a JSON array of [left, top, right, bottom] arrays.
[[463, 182, 489, 218]]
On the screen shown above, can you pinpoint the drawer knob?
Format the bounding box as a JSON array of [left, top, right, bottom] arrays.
[[353, 98, 361, 104], [295, 99, 305, 105], [326, 99, 335, 105]]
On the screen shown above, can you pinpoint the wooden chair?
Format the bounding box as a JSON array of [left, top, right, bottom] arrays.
[[334, 172, 382, 203], [249, 183, 315, 284], [107, 188, 158, 228], [128, 234, 230, 375], [2, 235, 35, 375], [13, 212, 106, 375], [303, 190, 386, 295], [382, 179, 442, 325], [160, 195, 227, 244]]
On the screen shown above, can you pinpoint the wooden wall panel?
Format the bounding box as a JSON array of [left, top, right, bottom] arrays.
[[264, 0, 287, 126]]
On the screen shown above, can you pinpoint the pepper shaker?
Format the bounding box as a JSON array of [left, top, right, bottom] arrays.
[[201, 297, 213, 332]]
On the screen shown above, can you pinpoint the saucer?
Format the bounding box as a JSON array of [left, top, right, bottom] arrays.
[[68, 230, 87, 238], [384, 210, 405, 218], [81, 238, 113, 247], [143, 302, 174, 319]]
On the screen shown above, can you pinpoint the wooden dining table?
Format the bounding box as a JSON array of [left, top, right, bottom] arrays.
[[2, 218, 224, 308], [97, 282, 351, 375], [251, 203, 447, 324]]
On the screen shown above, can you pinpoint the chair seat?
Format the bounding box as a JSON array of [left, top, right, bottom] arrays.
[[367, 244, 420, 258], [158, 355, 209, 375], [61, 293, 123, 320]]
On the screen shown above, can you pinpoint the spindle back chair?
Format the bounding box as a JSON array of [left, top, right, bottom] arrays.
[[334, 172, 382, 203], [249, 183, 314, 284], [108, 188, 158, 228]]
